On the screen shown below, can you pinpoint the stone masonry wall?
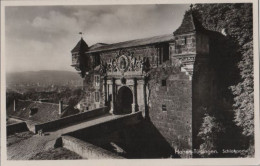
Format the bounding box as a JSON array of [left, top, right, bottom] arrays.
[[147, 62, 192, 158], [174, 34, 196, 55], [62, 135, 124, 159], [82, 72, 104, 110]]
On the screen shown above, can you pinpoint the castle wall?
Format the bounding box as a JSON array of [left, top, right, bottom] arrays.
[[79, 32, 223, 158], [174, 33, 196, 55], [147, 65, 192, 158]]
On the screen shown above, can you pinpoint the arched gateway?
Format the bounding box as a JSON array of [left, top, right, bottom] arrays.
[[116, 86, 133, 114]]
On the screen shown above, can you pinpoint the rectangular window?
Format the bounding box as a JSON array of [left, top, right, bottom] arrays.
[[187, 38, 192, 44], [94, 75, 100, 87], [72, 53, 79, 65], [95, 92, 100, 102], [177, 39, 183, 45], [162, 104, 167, 112], [179, 38, 185, 45], [161, 80, 167, 86], [163, 45, 169, 62]]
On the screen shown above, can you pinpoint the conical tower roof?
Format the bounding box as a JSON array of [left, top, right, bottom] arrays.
[[71, 38, 89, 53], [174, 10, 205, 35]]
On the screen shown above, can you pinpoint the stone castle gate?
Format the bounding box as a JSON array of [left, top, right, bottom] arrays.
[[102, 50, 149, 117]]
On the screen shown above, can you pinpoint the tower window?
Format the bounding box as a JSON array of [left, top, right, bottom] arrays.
[[162, 104, 167, 112], [72, 53, 79, 65], [161, 79, 167, 86], [187, 37, 192, 44], [94, 75, 100, 87]]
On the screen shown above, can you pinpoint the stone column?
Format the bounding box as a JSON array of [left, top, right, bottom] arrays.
[[157, 47, 160, 66], [131, 78, 138, 113], [59, 100, 63, 115], [13, 99, 16, 112], [103, 77, 108, 106], [109, 78, 116, 114], [142, 78, 149, 119]]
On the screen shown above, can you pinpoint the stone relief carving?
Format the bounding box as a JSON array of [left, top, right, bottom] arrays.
[[100, 60, 107, 75], [174, 55, 196, 80], [172, 55, 196, 68], [121, 77, 126, 84], [105, 50, 148, 75], [179, 56, 195, 63]]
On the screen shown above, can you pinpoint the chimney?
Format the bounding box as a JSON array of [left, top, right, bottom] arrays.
[[14, 99, 16, 111], [59, 100, 63, 115]]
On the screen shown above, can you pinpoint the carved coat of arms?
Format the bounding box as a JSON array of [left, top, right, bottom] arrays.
[[117, 55, 129, 73]]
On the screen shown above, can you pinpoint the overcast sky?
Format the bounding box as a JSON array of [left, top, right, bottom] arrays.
[[5, 4, 189, 73]]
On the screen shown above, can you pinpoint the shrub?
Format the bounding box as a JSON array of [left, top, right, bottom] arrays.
[[198, 114, 225, 157]]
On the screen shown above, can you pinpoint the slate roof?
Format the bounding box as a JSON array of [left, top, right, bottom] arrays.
[[174, 11, 205, 35], [86, 34, 174, 53], [71, 38, 89, 53], [7, 100, 79, 123], [89, 43, 108, 50]]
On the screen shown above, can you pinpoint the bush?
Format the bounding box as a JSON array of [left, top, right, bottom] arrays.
[[198, 114, 225, 157], [194, 3, 254, 155]]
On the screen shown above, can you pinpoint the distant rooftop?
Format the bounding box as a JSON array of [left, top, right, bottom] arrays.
[[87, 34, 174, 53], [7, 100, 79, 123]]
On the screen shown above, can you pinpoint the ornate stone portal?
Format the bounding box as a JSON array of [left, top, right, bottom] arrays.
[[101, 50, 148, 117]]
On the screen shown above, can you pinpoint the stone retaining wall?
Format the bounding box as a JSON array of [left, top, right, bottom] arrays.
[[65, 111, 143, 139], [7, 122, 29, 135], [34, 107, 108, 133], [62, 135, 124, 159]]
